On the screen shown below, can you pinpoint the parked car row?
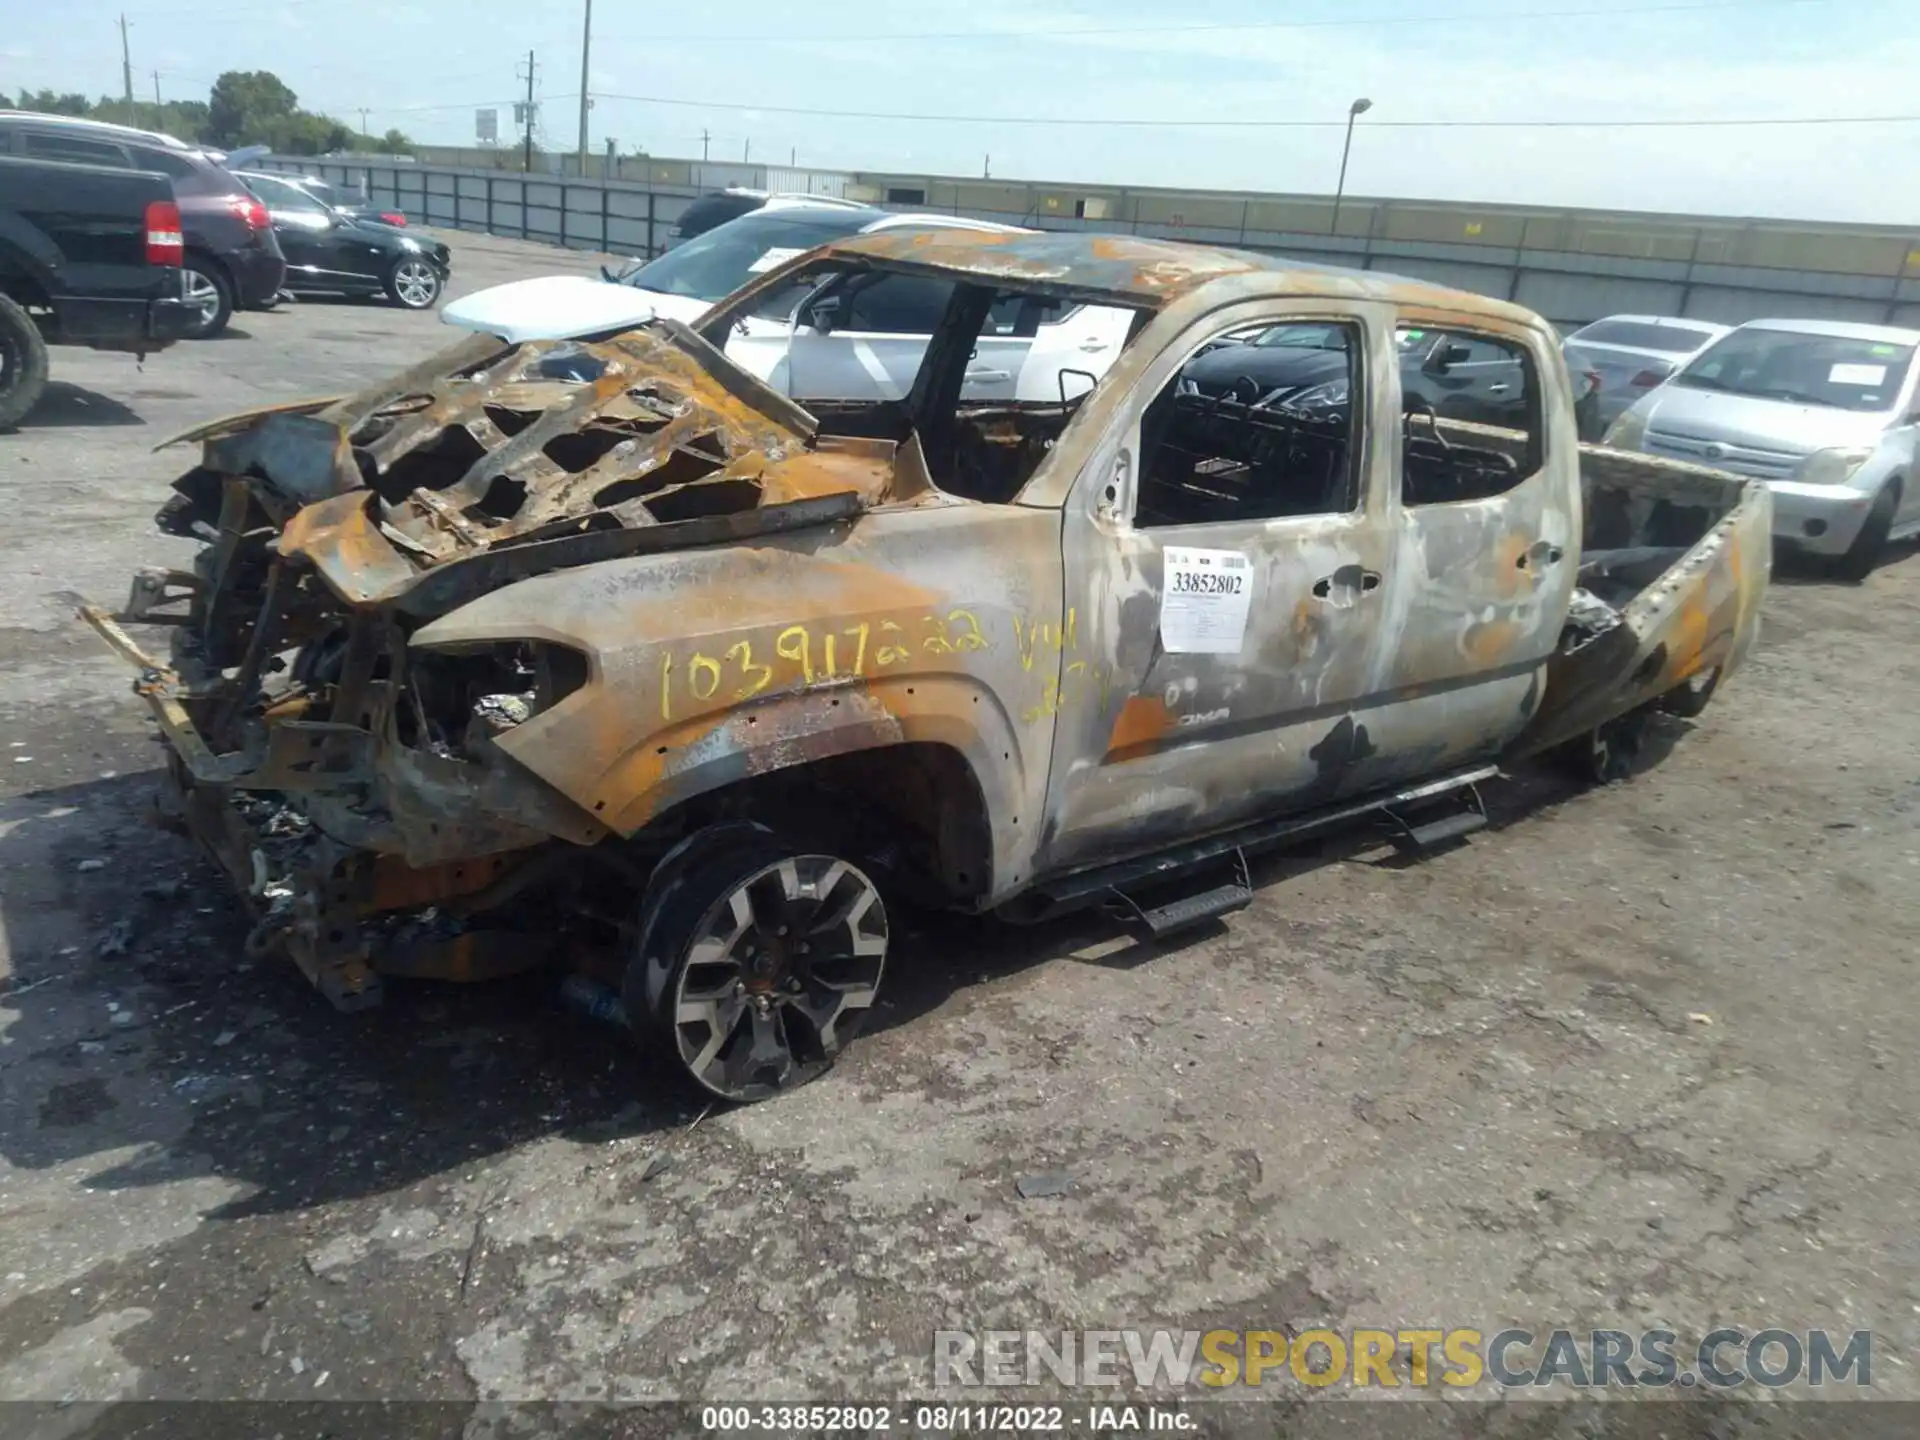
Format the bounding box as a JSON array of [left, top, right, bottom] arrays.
[[0, 109, 446, 426], [1572, 312, 1920, 580]]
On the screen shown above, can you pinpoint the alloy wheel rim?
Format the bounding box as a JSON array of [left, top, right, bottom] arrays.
[[182, 270, 220, 325], [394, 261, 438, 307], [671, 855, 888, 1101]]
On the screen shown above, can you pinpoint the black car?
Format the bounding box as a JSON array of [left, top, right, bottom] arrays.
[[1179, 322, 1354, 406], [273, 172, 410, 228], [0, 153, 197, 425], [1182, 322, 1528, 428], [0, 111, 286, 339], [237, 171, 450, 309], [668, 190, 771, 245], [662, 190, 872, 248]]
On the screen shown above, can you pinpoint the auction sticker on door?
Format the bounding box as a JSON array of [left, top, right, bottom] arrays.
[[1161, 548, 1253, 654]]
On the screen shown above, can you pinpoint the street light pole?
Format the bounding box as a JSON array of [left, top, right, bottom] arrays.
[[1331, 97, 1372, 237], [577, 0, 593, 170]]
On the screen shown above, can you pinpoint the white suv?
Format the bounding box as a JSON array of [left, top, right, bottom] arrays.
[[440, 203, 1134, 404]]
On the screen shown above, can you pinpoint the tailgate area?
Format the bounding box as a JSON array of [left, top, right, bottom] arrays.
[[1508, 443, 1772, 759]]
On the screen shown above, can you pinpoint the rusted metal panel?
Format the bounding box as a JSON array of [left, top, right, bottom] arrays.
[[1506, 446, 1771, 758]]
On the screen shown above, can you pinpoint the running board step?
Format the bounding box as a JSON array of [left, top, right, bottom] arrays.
[[1133, 881, 1253, 938], [1390, 809, 1488, 853]]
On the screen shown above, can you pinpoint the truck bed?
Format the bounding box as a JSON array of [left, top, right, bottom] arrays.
[[1508, 440, 1773, 758]]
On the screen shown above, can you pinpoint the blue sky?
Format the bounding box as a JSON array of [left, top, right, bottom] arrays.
[[7, 0, 1918, 222]]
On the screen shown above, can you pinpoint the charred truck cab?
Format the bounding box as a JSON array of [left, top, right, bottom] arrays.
[[84, 231, 1771, 1103]]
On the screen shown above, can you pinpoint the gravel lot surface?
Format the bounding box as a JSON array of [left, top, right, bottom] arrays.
[[1, 229, 1914, 1433]]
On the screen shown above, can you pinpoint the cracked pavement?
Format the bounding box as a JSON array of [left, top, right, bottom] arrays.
[[1, 232, 1916, 1428]]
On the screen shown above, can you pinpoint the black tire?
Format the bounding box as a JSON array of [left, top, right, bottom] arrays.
[[0, 291, 51, 429], [180, 257, 234, 338], [1829, 481, 1899, 583], [384, 256, 443, 310], [626, 829, 890, 1104], [1557, 707, 1653, 785]]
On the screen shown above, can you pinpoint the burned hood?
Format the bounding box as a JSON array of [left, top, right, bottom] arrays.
[[170, 321, 927, 616]]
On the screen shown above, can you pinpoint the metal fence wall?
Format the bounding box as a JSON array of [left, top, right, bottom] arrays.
[[265, 156, 1920, 329], [263, 157, 704, 261]]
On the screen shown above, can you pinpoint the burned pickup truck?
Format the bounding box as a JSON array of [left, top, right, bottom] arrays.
[[84, 230, 1771, 1102]]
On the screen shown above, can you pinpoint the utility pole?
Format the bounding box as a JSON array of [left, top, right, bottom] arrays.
[[356, 107, 370, 139], [118, 15, 134, 126], [742, 138, 749, 163], [576, 0, 592, 168], [983, 153, 990, 179], [517, 50, 537, 173], [789, 145, 796, 167], [151, 71, 161, 105], [700, 128, 710, 161]]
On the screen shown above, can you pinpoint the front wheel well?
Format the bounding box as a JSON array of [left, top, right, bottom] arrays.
[[638, 742, 994, 907]]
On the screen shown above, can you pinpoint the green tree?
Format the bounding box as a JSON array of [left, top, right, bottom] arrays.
[[374, 128, 414, 156], [15, 89, 93, 117], [206, 70, 299, 148]]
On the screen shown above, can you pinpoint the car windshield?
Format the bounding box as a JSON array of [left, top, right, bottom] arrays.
[[1674, 329, 1915, 412], [1575, 320, 1718, 353], [1248, 324, 1347, 350], [1565, 342, 1670, 381], [301, 178, 346, 207], [621, 211, 874, 302]]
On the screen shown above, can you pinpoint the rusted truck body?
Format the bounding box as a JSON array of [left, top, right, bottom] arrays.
[[85, 230, 1770, 1102]]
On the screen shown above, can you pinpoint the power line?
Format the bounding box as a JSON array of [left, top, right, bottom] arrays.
[[322, 86, 1918, 134], [587, 91, 1920, 131]]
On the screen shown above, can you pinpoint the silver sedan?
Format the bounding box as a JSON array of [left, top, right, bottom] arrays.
[[1604, 318, 1920, 580]]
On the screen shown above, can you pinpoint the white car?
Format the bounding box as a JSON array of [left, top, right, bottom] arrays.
[[1603, 318, 1920, 579], [440, 202, 1134, 404], [1561, 314, 1731, 439]]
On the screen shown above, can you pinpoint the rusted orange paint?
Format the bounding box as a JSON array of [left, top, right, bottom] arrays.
[[1105, 695, 1172, 758], [758, 450, 892, 504], [1463, 618, 1522, 668], [1493, 533, 1531, 598]]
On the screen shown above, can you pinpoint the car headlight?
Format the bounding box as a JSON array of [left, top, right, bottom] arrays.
[[1601, 404, 1649, 450], [1286, 378, 1349, 411], [1792, 446, 1875, 487]]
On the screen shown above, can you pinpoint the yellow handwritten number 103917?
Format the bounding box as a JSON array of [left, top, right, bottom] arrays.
[[659, 610, 989, 721]]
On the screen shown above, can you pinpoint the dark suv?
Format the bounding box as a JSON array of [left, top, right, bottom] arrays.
[[0, 112, 286, 338]]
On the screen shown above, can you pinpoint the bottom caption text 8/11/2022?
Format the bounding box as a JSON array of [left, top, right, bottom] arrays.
[[699, 1404, 1197, 1434]]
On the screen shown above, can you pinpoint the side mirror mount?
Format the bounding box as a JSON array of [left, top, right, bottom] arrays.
[[803, 291, 844, 336], [1426, 341, 1472, 376]]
